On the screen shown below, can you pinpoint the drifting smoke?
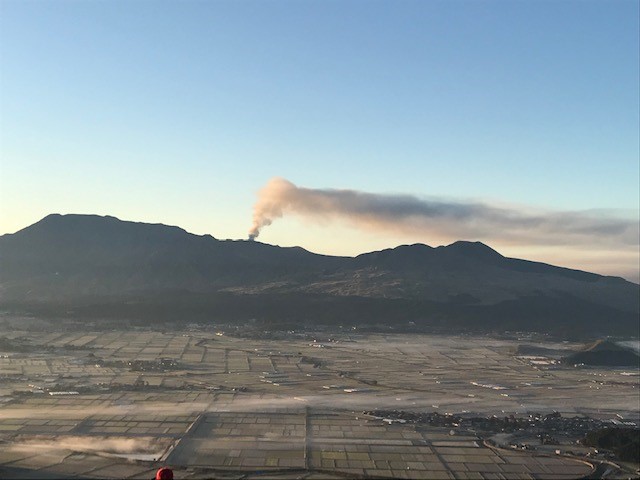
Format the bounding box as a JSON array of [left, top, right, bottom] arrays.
[[248, 177, 639, 248]]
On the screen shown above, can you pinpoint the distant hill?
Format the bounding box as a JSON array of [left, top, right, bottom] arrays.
[[582, 428, 640, 463], [1, 214, 638, 337], [563, 340, 640, 366]]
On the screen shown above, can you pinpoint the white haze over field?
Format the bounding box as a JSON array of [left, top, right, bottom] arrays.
[[2, 393, 481, 459], [617, 340, 640, 353], [7, 435, 167, 459], [0, 392, 478, 422]]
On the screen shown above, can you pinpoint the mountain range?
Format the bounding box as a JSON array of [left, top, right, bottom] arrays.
[[1, 214, 638, 337]]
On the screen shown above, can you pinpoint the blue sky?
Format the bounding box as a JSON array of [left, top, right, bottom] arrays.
[[1, 0, 638, 279]]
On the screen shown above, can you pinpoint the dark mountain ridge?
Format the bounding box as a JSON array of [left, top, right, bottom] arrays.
[[1, 214, 638, 337], [563, 340, 640, 366]]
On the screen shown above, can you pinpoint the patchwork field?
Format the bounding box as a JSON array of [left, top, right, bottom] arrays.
[[0, 328, 637, 478]]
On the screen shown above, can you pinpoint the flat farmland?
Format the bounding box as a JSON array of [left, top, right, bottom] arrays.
[[0, 328, 636, 478]]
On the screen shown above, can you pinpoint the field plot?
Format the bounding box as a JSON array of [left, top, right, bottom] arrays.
[[0, 409, 594, 479], [0, 328, 636, 478], [306, 412, 592, 479], [168, 412, 306, 469]]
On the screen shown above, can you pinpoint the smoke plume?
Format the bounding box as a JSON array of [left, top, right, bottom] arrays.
[[248, 177, 638, 248]]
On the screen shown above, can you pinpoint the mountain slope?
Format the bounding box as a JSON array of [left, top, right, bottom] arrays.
[[563, 340, 640, 366], [0, 214, 341, 297], [1, 214, 637, 336]]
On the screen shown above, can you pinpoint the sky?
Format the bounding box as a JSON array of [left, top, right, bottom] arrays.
[[1, 0, 638, 281]]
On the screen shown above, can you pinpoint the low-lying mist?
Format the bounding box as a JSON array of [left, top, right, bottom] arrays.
[[7, 435, 168, 459]]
